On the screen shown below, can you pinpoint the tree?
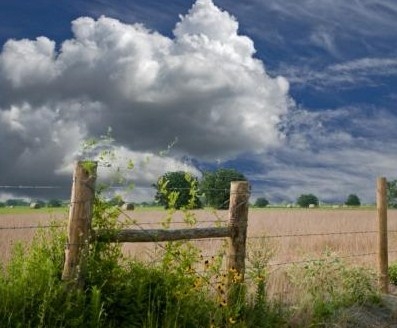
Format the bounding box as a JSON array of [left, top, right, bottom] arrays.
[[387, 179, 397, 208], [47, 199, 63, 208], [254, 197, 269, 208], [296, 194, 319, 208], [200, 168, 247, 209], [345, 194, 361, 206], [154, 171, 202, 209], [5, 199, 28, 207], [107, 195, 125, 207]]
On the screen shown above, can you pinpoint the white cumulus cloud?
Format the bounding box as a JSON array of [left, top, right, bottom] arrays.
[[0, 0, 290, 199]]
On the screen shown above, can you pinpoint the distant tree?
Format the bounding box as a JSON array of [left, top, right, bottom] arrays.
[[47, 199, 63, 208], [0, 202, 5, 208], [254, 197, 269, 208], [296, 194, 319, 208], [345, 194, 361, 206], [107, 195, 125, 207], [154, 171, 202, 209], [33, 200, 46, 207], [200, 168, 247, 209], [5, 199, 29, 207], [387, 179, 397, 208]]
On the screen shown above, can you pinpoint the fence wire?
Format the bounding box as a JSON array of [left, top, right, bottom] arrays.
[[1, 184, 396, 289]]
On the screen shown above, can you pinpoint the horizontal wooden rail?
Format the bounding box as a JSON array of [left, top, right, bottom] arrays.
[[94, 226, 231, 243]]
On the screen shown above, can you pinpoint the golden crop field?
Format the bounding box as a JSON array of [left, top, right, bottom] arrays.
[[1, 207, 397, 297]]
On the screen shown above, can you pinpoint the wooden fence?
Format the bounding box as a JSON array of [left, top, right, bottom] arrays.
[[61, 161, 250, 293], [61, 162, 391, 294]]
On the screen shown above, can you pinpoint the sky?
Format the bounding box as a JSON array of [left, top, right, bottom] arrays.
[[0, 0, 396, 204]]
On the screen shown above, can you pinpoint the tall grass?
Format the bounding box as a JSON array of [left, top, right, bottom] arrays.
[[0, 206, 388, 327]]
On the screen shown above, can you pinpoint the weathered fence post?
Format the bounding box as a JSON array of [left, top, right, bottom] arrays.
[[377, 177, 388, 293], [62, 161, 97, 288], [227, 181, 250, 300]]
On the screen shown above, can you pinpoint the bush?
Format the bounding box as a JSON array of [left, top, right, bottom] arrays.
[[296, 194, 319, 208], [389, 262, 397, 285], [255, 197, 269, 208], [200, 168, 246, 209], [47, 199, 63, 208], [345, 194, 361, 206], [0, 196, 218, 327], [288, 252, 379, 325], [154, 171, 202, 210]]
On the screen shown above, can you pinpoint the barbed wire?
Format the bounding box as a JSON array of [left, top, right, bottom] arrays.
[[117, 221, 228, 228], [248, 230, 378, 239], [1, 196, 395, 293], [0, 183, 382, 200], [0, 224, 64, 230], [268, 251, 380, 268], [0, 185, 65, 189]]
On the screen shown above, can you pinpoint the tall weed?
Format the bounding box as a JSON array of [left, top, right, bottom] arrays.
[[287, 251, 380, 325]]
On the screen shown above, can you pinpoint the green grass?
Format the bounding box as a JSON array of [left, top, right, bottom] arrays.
[[0, 206, 68, 215]]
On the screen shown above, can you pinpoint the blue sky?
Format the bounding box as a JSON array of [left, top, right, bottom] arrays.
[[0, 0, 396, 204]]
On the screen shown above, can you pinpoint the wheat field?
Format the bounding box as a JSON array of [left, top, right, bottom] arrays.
[[1, 207, 397, 297]]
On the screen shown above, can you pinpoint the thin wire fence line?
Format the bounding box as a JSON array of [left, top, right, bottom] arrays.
[[0, 224, 65, 230], [117, 221, 229, 227], [0, 225, 383, 239], [248, 231, 378, 239], [2, 215, 395, 288], [0, 183, 380, 197], [0, 184, 253, 195], [268, 252, 379, 268], [0, 185, 65, 189], [106, 207, 235, 295], [1, 196, 393, 279]]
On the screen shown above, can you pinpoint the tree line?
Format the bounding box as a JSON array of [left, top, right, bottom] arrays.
[[0, 198, 64, 208], [152, 169, 390, 209], [2, 174, 397, 210]]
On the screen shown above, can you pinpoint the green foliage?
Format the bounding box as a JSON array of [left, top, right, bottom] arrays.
[[5, 199, 29, 207], [288, 252, 379, 325], [47, 199, 63, 208], [244, 238, 285, 327], [388, 261, 397, 285], [345, 194, 361, 206], [296, 193, 319, 208], [0, 223, 88, 326], [106, 195, 125, 207], [154, 171, 202, 210], [200, 168, 246, 209], [255, 197, 269, 208], [0, 202, 5, 208], [387, 179, 397, 208]]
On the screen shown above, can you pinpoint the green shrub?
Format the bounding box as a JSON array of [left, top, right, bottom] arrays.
[[0, 196, 220, 327], [296, 194, 319, 208], [288, 251, 380, 325], [254, 197, 270, 208], [388, 261, 397, 285]]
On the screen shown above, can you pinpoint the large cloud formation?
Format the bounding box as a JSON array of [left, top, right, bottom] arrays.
[[0, 0, 289, 199]]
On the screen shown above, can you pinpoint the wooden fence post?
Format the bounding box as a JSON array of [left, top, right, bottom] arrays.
[[377, 177, 388, 293], [227, 181, 250, 282], [62, 161, 97, 288]]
